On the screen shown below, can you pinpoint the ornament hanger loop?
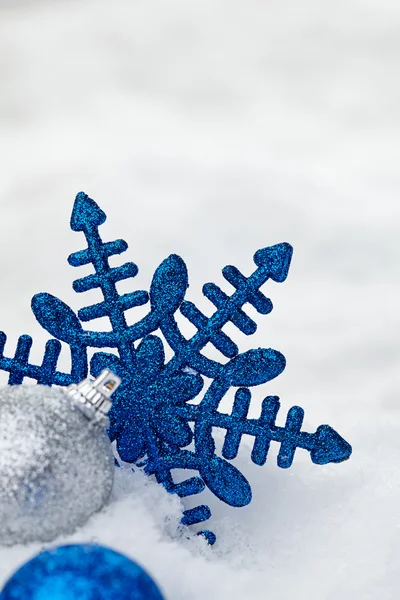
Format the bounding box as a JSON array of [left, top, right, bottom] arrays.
[[67, 369, 121, 427]]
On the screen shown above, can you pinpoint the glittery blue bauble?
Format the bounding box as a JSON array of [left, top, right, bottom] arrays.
[[0, 544, 165, 600]]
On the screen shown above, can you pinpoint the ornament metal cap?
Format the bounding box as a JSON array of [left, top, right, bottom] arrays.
[[67, 369, 121, 427]]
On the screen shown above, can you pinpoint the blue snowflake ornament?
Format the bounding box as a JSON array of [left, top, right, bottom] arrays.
[[0, 192, 352, 544]]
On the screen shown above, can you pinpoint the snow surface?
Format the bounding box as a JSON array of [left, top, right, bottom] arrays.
[[0, 0, 399, 598]]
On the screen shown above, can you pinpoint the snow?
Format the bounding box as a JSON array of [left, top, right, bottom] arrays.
[[0, 0, 399, 598]]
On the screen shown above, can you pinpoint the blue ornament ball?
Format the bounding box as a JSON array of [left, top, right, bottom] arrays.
[[0, 544, 165, 600]]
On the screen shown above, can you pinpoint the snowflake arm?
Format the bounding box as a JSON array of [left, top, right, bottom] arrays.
[[0, 332, 87, 386], [151, 243, 292, 379]]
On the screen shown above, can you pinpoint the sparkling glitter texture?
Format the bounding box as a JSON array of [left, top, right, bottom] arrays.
[[0, 192, 352, 543], [0, 385, 114, 545], [0, 544, 165, 600]]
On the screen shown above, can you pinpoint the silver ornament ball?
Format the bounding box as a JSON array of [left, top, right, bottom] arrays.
[[0, 371, 120, 546]]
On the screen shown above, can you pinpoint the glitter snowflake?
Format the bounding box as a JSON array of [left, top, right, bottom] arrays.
[[0, 193, 352, 544]]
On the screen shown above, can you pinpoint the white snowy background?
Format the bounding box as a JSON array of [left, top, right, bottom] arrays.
[[0, 1, 399, 598]]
